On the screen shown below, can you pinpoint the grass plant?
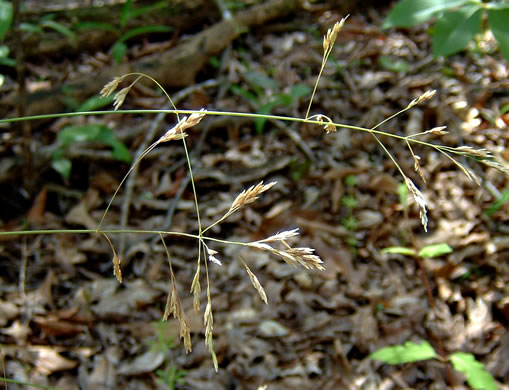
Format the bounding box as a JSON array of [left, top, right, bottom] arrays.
[[0, 17, 507, 385]]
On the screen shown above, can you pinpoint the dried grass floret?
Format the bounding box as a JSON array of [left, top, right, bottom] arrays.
[[243, 262, 268, 304], [206, 248, 222, 266], [404, 177, 428, 232], [323, 16, 348, 54], [100, 76, 126, 98], [159, 108, 207, 143], [204, 302, 218, 371], [249, 241, 325, 271], [258, 228, 300, 243], [407, 90, 436, 109], [230, 181, 277, 212], [190, 264, 201, 312]]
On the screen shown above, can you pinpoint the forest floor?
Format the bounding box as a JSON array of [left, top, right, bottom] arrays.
[[0, 1, 508, 389]]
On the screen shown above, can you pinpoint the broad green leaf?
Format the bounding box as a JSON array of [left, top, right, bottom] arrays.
[[432, 6, 482, 58], [117, 25, 172, 43], [370, 341, 437, 364], [111, 140, 132, 162], [381, 246, 416, 256], [73, 21, 117, 33], [418, 243, 453, 258], [112, 41, 127, 63], [488, 8, 509, 62], [449, 352, 498, 390], [0, 0, 13, 40], [382, 0, 470, 29], [378, 55, 409, 72], [77, 95, 115, 112], [244, 71, 280, 91], [0, 44, 8, 57], [51, 157, 72, 179]]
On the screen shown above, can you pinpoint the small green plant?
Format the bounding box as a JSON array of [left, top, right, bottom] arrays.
[[370, 341, 498, 390], [382, 242, 453, 258], [74, 0, 172, 63], [383, 0, 509, 62], [51, 124, 131, 179], [148, 322, 187, 390], [484, 187, 509, 216], [230, 70, 310, 133]]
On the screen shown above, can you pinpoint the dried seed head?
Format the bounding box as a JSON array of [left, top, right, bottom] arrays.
[[249, 242, 325, 271], [230, 181, 277, 212], [454, 146, 493, 159], [207, 248, 222, 266], [244, 263, 268, 304], [204, 302, 218, 370], [159, 108, 207, 143], [480, 158, 509, 176], [113, 254, 122, 282], [190, 265, 201, 312], [113, 87, 131, 110], [408, 90, 436, 109], [429, 126, 448, 135], [405, 177, 428, 231], [412, 154, 426, 183], [259, 228, 300, 243], [323, 16, 348, 54], [314, 114, 336, 133], [100, 76, 125, 98]]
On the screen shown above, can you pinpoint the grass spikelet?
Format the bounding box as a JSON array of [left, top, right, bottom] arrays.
[[190, 264, 201, 312], [239, 256, 268, 304], [101, 233, 122, 282], [408, 90, 436, 109], [206, 247, 222, 266], [258, 228, 300, 243], [113, 87, 130, 110], [230, 181, 277, 212], [159, 108, 207, 143], [204, 302, 218, 371], [404, 177, 428, 232], [323, 16, 348, 54], [100, 76, 126, 97], [249, 241, 325, 271], [406, 139, 426, 183]]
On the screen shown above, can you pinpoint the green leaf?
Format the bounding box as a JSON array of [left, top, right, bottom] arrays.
[[112, 41, 127, 63], [378, 55, 409, 72], [370, 341, 437, 364], [73, 21, 117, 33], [449, 352, 498, 390], [0, 0, 13, 40], [110, 140, 132, 163], [485, 188, 509, 216], [229, 85, 258, 103], [432, 6, 482, 58], [244, 71, 280, 91], [19, 22, 42, 34], [117, 25, 172, 43], [418, 243, 453, 258], [77, 95, 115, 112], [381, 246, 417, 256], [500, 104, 509, 115], [488, 8, 509, 62], [41, 20, 77, 44], [129, 1, 168, 20], [51, 157, 72, 179], [289, 84, 311, 100], [120, 0, 134, 28], [382, 0, 470, 29]]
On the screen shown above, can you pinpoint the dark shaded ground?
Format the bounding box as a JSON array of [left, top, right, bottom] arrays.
[[0, 1, 508, 389]]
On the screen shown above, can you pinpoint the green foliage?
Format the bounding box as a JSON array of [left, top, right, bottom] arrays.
[[485, 187, 509, 216], [0, 0, 12, 40], [378, 55, 409, 72], [231, 70, 311, 133], [450, 352, 498, 390], [148, 322, 188, 390], [52, 124, 131, 179], [383, 0, 509, 62], [371, 342, 498, 390], [382, 243, 452, 258], [370, 341, 438, 364], [74, 0, 172, 63], [418, 243, 453, 258]]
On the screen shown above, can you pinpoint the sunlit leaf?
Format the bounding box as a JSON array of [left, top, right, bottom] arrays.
[[488, 8, 509, 62], [449, 352, 498, 390], [382, 0, 470, 28], [370, 341, 437, 364], [418, 243, 453, 258], [432, 6, 482, 57], [381, 246, 416, 256]]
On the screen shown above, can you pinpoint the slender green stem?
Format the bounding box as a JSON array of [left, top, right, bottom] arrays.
[[305, 52, 327, 120]]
